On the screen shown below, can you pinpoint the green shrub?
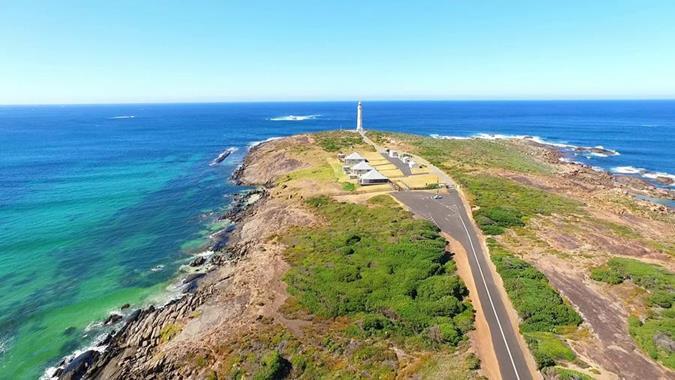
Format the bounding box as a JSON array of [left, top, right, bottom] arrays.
[[341, 182, 356, 191], [362, 314, 392, 332], [253, 351, 290, 380], [438, 322, 462, 345], [316, 133, 364, 152], [544, 367, 594, 380], [489, 242, 581, 333], [459, 175, 579, 235], [591, 258, 675, 369], [465, 353, 481, 370], [283, 196, 473, 346], [590, 267, 624, 284], [525, 332, 576, 369], [159, 323, 182, 343], [488, 241, 581, 368]]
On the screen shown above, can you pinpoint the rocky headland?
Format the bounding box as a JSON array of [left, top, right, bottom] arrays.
[[54, 131, 674, 380]]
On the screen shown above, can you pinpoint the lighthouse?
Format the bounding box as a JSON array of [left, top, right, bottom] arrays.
[[356, 101, 364, 132]]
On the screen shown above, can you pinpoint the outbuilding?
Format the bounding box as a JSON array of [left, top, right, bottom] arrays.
[[344, 152, 366, 166], [359, 169, 389, 185], [351, 161, 375, 175]]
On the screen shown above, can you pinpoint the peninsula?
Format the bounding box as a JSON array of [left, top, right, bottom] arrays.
[[55, 127, 674, 380]]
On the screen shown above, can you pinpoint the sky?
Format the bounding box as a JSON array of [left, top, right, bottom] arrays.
[[1, 1, 675, 104]]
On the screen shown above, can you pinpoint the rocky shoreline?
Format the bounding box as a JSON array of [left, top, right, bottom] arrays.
[[53, 162, 268, 380], [523, 138, 674, 210]]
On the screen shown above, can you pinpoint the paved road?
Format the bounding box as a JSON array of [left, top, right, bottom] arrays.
[[393, 190, 532, 380], [380, 152, 413, 176]]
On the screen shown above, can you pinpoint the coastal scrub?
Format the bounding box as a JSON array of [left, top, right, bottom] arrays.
[[488, 240, 582, 368], [591, 258, 675, 369], [283, 195, 474, 347], [460, 174, 581, 235]]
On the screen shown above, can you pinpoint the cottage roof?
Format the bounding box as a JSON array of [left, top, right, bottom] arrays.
[[344, 152, 365, 161], [351, 161, 374, 171], [360, 169, 388, 180]]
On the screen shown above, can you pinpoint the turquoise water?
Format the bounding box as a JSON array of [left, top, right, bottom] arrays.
[[0, 101, 673, 378]]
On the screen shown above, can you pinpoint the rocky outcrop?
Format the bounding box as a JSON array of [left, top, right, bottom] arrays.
[[233, 135, 310, 186], [85, 286, 215, 379], [54, 136, 312, 380]]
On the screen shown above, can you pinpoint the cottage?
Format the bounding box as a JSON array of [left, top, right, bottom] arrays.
[[351, 161, 375, 176], [344, 152, 366, 166], [359, 169, 389, 185]]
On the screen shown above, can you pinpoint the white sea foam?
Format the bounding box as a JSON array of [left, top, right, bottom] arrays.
[[642, 171, 675, 184], [589, 145, 620, 157], [611, 166, 675, 186], [0, 334, 10, 356], [109, 115, 135, 119], [209, 147, 238, 166], [611, 166, 643, 174], [430, 132, 573, 148], [269, 114, 320, 121], [429, 133, 625, 159], [150, 264, 165, 272], [40, 336, 110, 380], [429, 134, 470, 140], [248, 136, 282, 149]]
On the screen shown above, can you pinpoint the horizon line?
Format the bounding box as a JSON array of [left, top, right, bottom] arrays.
[[2, 97, 675, 107]]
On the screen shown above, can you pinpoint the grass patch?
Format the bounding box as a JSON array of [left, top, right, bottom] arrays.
[[460, 174, 580, 235], [341, 182, 356, 191], [591, 258, 674, 369], [410, 133, 553, 175], [315, 132, 366, 152], [543, 367, 594, 380], [489, 240, 581, 368], [159, 323, 182, 343], [283, 195, 473, 347], [524, 332, 576, 369], [591, 258, 674, 308], [253, 350, 291, 380], [280, 161, 335, 183]]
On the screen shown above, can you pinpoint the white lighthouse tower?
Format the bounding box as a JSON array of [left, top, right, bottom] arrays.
[[356, 101, 364, 133]]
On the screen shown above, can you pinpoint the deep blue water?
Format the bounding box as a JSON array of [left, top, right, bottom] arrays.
[[0, 101, 673, 378]]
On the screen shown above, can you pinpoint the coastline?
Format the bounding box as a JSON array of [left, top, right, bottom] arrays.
[[47, 130, 674, 379], [429, 133, 674, 209], [430, 133, 675, 192], [48, 146, 269, 379]]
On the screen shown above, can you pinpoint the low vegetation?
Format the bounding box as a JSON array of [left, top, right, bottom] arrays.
[[211, 195, 480, 378], [159, 323, 182, 343], [460, 174, 580, 235], [542, 366, 594, 380], [369, 131, 554, 175], [591, 258, 675, 369], [315, 132, 367, 152], [284, 195, 473, 347], [488, 240, 582, 368]]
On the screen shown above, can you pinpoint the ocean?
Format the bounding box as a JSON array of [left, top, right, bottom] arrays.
[[0, 101, 673, 378]]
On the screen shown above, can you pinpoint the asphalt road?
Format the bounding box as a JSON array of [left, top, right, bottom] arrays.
[[380, 152, 413, 176], [392, 190, 532, 380]]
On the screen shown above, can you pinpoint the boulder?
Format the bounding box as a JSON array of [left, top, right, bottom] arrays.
[[104, 313, 123, 326], [56, 350, 100, 380], [190, 256, 207, 267]]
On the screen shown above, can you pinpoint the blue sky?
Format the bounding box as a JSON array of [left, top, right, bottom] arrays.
[[1, 1, 675, 104]]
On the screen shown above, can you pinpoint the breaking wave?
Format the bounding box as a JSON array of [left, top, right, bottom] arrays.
[[269, 114, 320, 121], [429, 133, 620, 156], [611, 166, 675, 185], [109, 115, 135, 119], [248, 136, 282, 149]]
